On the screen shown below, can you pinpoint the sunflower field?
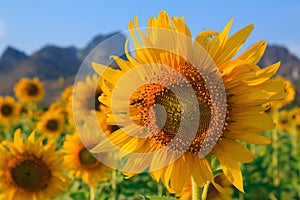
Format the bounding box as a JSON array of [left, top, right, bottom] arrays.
[[0, 11, 299, 200]]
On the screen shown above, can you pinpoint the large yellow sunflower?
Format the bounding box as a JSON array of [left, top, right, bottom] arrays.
[[0, 96, 21, 127], [14, 77, 45, 103], [36, 110, 65, 137], [91, 11, 287, 193], [0, 130, 71, 200], [63, 125, 112, 187]]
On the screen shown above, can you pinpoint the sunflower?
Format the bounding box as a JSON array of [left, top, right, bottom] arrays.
[[206, 174, 233, 200], [91, 11, 287, 193], [63, 125, 112, 187], [14, 77, 45, 103], [0, 129, 71, 200], [289, 107, 300, 134], [48, 101, 66, 116], [269, 76, 295, 109], [36, 110, 65, 137], [0, 96, 21, 127], [61, 86, 73, 105], [177, 173, 233, 200], [275, 109, 291, 132], [71, 74, 106, 126]]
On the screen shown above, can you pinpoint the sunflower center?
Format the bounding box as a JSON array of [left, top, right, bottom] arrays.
[[46, 119, 59, 131], [26, 83, 39, 96], [129, 62, 220, 154], [1, 104, 13, 116], [10, 157, 51, 192], [279, 116, 288, 124], [79, 148, 98, 167]]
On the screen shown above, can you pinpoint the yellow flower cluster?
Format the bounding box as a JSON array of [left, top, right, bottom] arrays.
[[0, 77, 114, 200]]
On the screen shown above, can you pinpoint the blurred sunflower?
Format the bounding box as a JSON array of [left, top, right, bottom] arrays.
[[0, 96, 21, 126], [92, 11, 287, 193], [71, 74, 106, 127], [61, 86, 73, 105], [63, 129, 112, 187], [290, 107, 300, 134], [14, 77, 45, 103], [74, 74, 103, 111], [36, 111, 65, 137], [0, 129, 70, 200], [206, 174, 233, 200], [276, 109, 291, 132], [48, 102, 68, 117], [270, 76, 295, 109]]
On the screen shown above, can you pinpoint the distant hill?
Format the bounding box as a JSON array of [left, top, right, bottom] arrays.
[[0, 32, 126, 104], [0, 35, 299, 106]]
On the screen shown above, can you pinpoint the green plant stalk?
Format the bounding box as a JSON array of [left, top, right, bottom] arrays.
[[90, 186, 95, 200], [291, 127, 300, 198], [201, 182, 210, 200], [272, 127, 279, 187], [111, 170, 117, 200], [291, 128, 297, 158], [192, 177, 199, 200]]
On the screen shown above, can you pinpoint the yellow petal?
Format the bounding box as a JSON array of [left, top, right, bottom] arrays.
[[157, 10, 172, 28], [189, 154, 213, 187], [217, 138, 256, 163], [207, 19, 233, 58], [172, 17, 192, 38], [194, 30, 218, 47], [225, 131, 271, 145], [214, 24, 254, 65], [13, 129, 23, 147], [170, 156, 191, 192], [214, 143, 244, 192], [237, 40, 267, 64]]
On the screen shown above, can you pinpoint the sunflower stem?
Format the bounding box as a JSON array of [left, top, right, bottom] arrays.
[[192, 177, 199, 200], [4, 123, 12, 141], [291, 128, 297, 158], [272, 127, 279, 187], [201, 182, 209, 200], [157, 182, 163, 196], [90, 186, 95, 200], [111, 170, 117, 200]]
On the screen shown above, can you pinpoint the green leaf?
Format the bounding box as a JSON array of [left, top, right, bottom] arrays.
[[144, 196, 178, 200], [70, 192, 88, 200]]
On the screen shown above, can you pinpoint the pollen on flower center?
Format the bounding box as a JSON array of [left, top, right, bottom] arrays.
[[26, 83, 39, 96], [1, 104, 13, 116], [129, 61, 225, 154], [10, 156, 51, 192]]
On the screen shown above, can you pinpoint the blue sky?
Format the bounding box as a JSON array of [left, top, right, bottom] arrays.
[[0, 0, 300, 57]]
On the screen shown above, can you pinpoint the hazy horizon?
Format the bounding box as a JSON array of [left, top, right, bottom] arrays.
[[0, 0, 299, 57]]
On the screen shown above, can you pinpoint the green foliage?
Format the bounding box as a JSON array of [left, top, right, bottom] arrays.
[[144, 196, 178, 200], [232, 129, 300, 200]]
